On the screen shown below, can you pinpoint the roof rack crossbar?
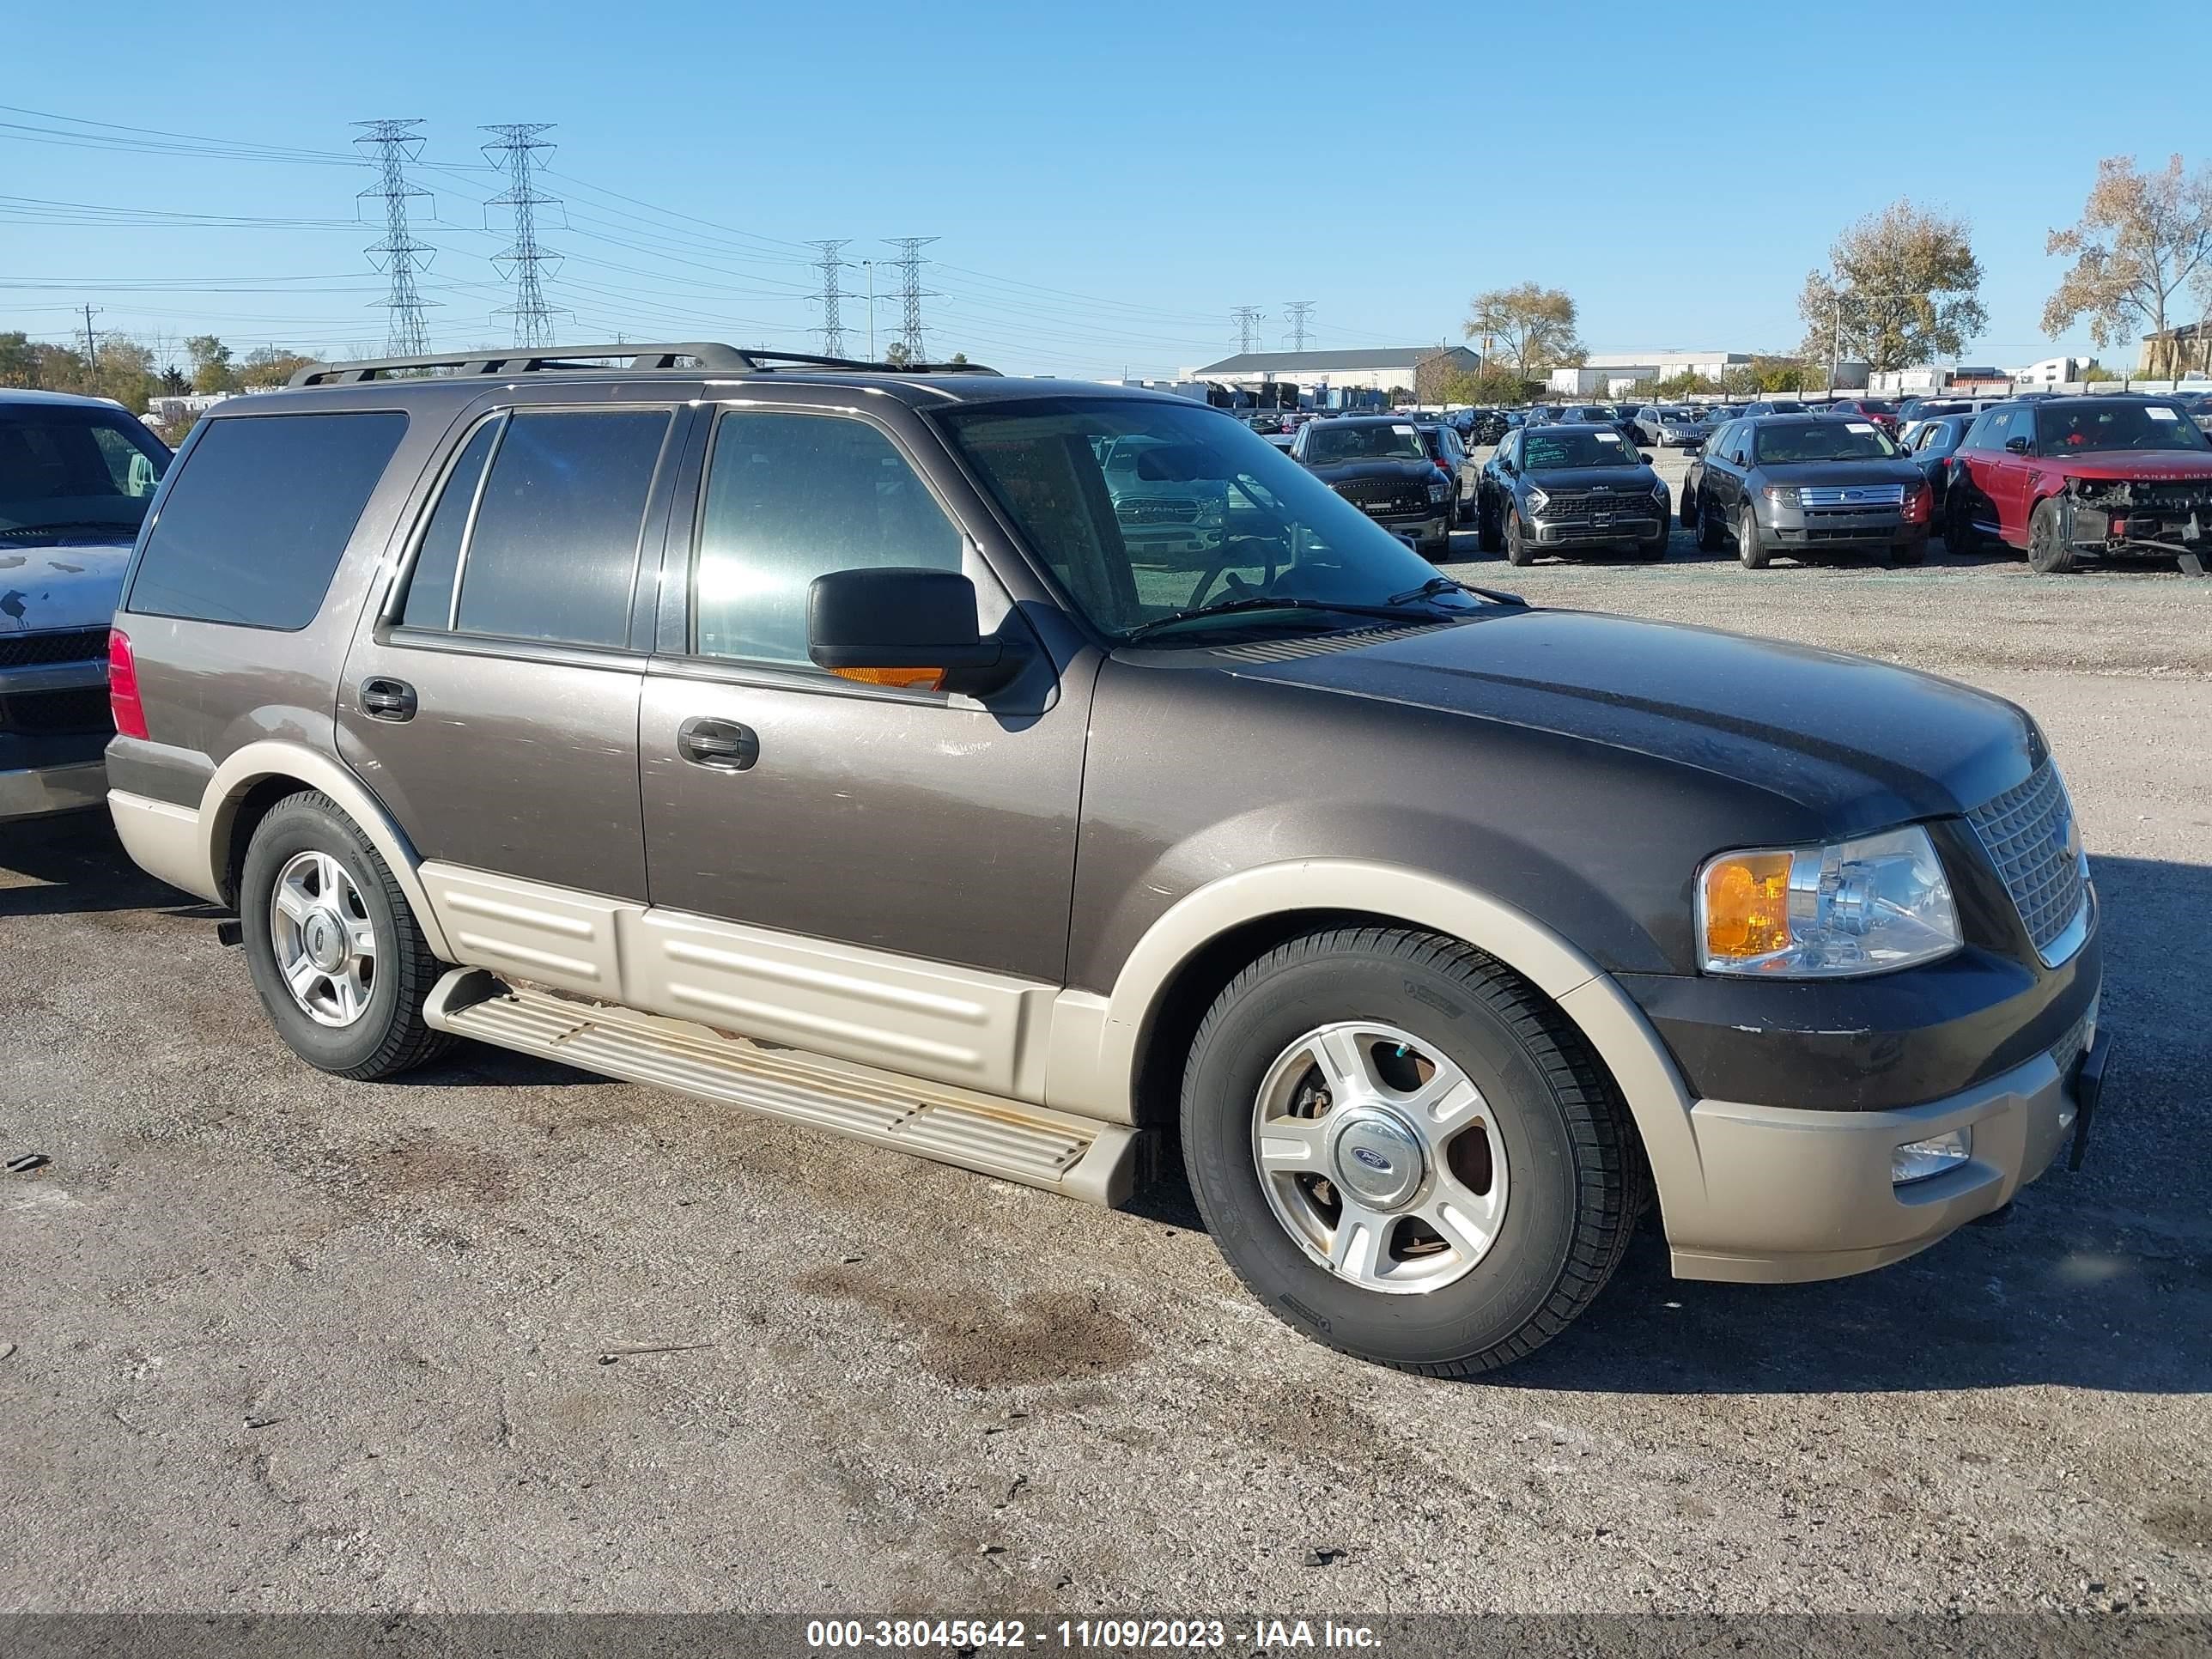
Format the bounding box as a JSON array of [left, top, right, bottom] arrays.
[[289, 342, 999, 386]]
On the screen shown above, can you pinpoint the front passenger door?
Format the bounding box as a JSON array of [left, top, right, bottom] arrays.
[[637, 404, 1088, 995]]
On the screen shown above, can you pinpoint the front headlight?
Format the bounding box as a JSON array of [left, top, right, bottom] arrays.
[[1762, 484, 1800, 508], [1426, 479, 1449, 503], [1697, 825, 1960, 977], [1650, 478, 1669, 501], [1525, 486, 1550, 514]]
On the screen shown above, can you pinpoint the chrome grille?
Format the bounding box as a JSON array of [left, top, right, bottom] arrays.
[[0, 628, 108, 668], [1116, 499, 1200, 524], [1966, 763, 2089, 965], [1798, 483, 1905, 507], [2052, 1007, 2091, 1082]]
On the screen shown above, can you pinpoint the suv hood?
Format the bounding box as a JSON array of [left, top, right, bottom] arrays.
[[1221, 608, 2034, 830], [0, 535, 133, 635], [2046, 450, 2212, 481], [1525, 465, 1659, 490], [1752, 459, 1924, 487]]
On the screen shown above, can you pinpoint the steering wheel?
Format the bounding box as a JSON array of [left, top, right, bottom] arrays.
[[1186, 536, 1286, 610]]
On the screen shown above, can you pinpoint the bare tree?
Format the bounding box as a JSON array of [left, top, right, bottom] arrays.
[[1462, 283, 1583, 375], [1798, 200, 1989, 374], [2043, 155, 2212, 374]]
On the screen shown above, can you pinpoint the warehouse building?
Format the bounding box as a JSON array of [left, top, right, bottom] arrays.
[[1184, 346, 1481, 402]]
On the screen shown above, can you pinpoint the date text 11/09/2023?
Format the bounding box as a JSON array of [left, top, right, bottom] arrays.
[[805, 1619, 1382, 1650]]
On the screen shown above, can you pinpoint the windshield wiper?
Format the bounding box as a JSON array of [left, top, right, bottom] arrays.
[[1122, 595, 1452, 644], [0, 519, 136, 539], [1387, 574, 1528, 609]]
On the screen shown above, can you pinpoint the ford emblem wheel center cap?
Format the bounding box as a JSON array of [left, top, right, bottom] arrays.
[[1329, 1110, 1426, 1210]]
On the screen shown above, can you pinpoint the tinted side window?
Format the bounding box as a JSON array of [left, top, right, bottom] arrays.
[[692, 411, 963, 668], [453, 410, 671, 647], [128, 411, 407, 630], [398, 416, 500, 629]]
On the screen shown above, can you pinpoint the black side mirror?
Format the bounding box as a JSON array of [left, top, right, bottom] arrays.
[[807, 568, 1025, 696], [2003, 435, 2033, 454], [1638, 451, 1654, 465]]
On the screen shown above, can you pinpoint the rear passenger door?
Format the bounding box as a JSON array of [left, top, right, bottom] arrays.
[[337, 396, 689, 900], [635, 398, 1088, 991]]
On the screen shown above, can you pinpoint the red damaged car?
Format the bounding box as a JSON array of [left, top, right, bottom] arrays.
[[1948, 396, 2212, 574]]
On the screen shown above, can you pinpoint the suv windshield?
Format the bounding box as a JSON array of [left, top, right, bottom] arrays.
[[939, 398, 1486, 641], [0, 402, 170, 538], [1753, 420, 1899, 463], [1299, 422, 1425, 464], [2034, 399, 2212, 453], [1522, 429, 1640, 469]]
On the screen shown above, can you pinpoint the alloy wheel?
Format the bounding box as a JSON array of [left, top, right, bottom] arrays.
[[269, 849, 378, 1027]]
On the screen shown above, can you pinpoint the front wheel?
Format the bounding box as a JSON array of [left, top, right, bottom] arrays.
[[240, 791, 452, 1080], [1694, 489, 1726, 552], [1504, 507, 1535, 566], [1737, 503, 1771, 568], [1179, 927, 1643, 1376], [2027, 498, 2078, 574]]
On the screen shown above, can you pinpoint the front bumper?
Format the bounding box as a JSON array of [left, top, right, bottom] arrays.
[[1668, 1030, 2105, 1283], [1532, 511, 1664, 546], [1763, 502, 1927, 550]]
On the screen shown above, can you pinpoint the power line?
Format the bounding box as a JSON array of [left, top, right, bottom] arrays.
[[482, 123, 564, 348], [807, 240, 853, 357], [354, 119, 436, 357], [1232, 306, 1264, 352], [1283, 301, 1316, 351], [884, 236, 938, 361]]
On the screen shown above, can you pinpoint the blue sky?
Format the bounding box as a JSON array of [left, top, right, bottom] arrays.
[[3, 1, 2200, 379]]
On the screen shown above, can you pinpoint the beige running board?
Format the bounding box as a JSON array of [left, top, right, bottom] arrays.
[[423, 969, 1141, 1206]]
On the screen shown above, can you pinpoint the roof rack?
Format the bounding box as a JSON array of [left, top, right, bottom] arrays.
[[288, 342, 1000, 387]]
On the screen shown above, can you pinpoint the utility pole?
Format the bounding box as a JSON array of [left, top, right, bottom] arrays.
[[81, 304, 100, 368], [1283, 301, 1316, 351], [861, 260, 877, 360], [483, 124, 563, 348], [808, 240, 853, 357], [354, 119, 436, 356], [1232, 306, 1265, 353], [884, 236, 939, 362]]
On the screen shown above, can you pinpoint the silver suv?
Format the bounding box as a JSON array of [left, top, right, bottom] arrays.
[[106, 342, 2107, 1376]]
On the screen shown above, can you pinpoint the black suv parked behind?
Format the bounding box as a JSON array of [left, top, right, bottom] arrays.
[[105, 342, 2106, 1379], [1684, 414, 1932, 568]]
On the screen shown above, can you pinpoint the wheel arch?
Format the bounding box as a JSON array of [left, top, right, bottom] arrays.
[[1054, 860, 1707, 1236], [197, 740, 453, 960]]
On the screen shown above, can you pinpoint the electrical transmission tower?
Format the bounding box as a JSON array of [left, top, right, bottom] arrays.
[[482, 124, 565, 348], [354, 119, 436, 356], [1232, 306, 1264, 353], [884, 237, 939, 362], [809, 240, 853, 357], [1283, 301, 1316, 351]]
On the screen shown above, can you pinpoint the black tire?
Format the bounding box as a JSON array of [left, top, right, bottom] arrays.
[[1736, 502, 1771, 568], [1475, 491, 1504, 554], [1887, 538, 1926, 568], [1945, 488, 1985, 553], [1179, 927, 1643, 1376], [1419, 538, 1449, 562], [1694, 490, 1726, 553], [1635, 526, 1669, 562], [1504, 506, 1535, 566], [239, 790, 452, 1081], [2027, 498, 2078, 574], [1679, 482, 1698, 529]]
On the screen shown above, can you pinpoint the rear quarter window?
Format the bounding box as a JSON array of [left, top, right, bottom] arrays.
[[127, 410, 408, 630]]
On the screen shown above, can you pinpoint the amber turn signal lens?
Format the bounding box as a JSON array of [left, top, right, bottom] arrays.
[[829, 665, 947, 691], [1701, 852, 1793, 961]]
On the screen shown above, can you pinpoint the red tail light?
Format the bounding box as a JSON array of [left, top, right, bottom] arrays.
[[108, 629, 148, 739]]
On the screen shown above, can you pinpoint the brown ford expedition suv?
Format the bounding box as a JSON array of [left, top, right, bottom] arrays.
[[105, 343, 2108, 1376]]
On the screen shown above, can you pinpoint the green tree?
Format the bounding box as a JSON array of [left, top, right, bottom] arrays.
[[1797, 199, 1989, 374], [157, 364, 191, 397], [0, 331, 39, 387], [1462, 283, 1584, 375], [947, 350, 969, 366], [185, 334, 236, 393], [91, 337, 157, 410], [2043, 154, 2212, 373], [883, 341, 915, 367], [239, 345, 319, 389]]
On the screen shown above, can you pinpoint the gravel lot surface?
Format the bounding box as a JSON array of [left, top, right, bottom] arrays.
[[3, 488, 2209, 1617]]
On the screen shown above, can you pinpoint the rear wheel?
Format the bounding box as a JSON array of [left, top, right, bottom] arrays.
[[1945, 488, 1986, 553], [1680, 482, 1698, 528], [1694, 490, 1726, 552], [1179, 927, 1642, 1376], [240, 791, 452, 1080], [2027, 498, 2078, 574], [1504, 507, 1535, 566], [1476, 491, 1504, 553], [1736, 503, 1771, 569]]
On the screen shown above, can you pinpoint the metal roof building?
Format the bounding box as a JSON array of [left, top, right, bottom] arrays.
[[1182, 345, 1480, 390]]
